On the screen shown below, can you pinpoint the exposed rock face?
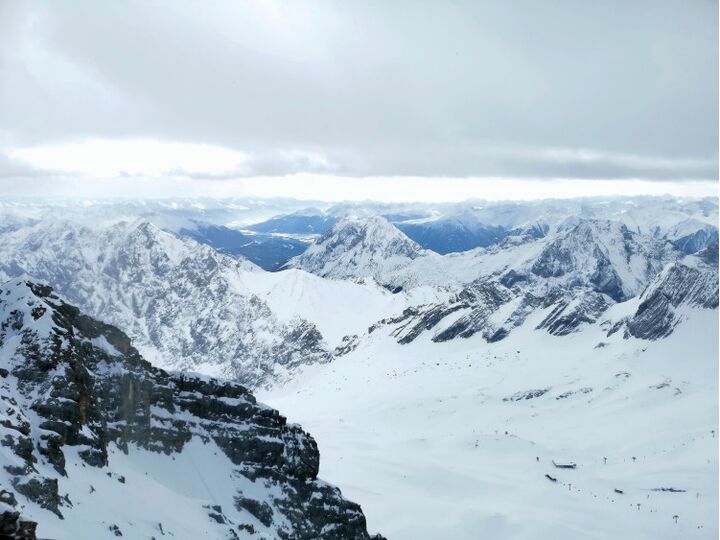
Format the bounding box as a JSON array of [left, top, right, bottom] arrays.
[[379, 280, 613, 345], [535, 291, 611, 336], [0, 219, 332, 388], [528, 220, 679, 302], [431, 282, 514, 342], [0, 279, 382, 539], [623, 257, 719, 340], [0, 509, 37, 539], [367, 219, 692, 346]]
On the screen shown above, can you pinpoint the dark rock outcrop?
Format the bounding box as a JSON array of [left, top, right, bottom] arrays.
[[536, 291, 611, 336], [624, 258, 718, 340], [529, 220, 678, 302], [0, 278, 381, 539]]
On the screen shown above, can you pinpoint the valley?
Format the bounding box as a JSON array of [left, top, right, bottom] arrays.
[[263, 308, 718, 539], [0, 196, 717, 539]]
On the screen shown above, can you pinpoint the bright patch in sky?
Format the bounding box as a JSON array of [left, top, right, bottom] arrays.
[[4, 138, 718, 202], [229, 175, 718, 202], [9, 139, 248, 177]]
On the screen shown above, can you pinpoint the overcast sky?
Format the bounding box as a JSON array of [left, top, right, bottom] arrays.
[[0, 0, 717, 200]]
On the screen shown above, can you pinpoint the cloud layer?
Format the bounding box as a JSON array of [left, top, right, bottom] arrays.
[[0, 0, 717, 194]]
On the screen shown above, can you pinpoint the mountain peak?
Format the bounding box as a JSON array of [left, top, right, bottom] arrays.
[[290, 207, 326, 217], [529, 218, 680, 301], [285, 216, 427, 287], [330, 215, 423, 253]]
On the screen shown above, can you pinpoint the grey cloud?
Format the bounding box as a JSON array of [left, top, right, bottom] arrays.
[[0, 0, 717, 181]]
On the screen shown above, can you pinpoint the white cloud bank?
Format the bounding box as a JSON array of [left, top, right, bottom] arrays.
[[2, 138, 716, 202], [2, 174, 716, 203], [1, 1, 717, 182]]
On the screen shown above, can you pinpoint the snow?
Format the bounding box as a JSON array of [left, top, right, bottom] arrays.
[[666, 218, 718, 240], [238, 269, 447, 348], [287, 214, 542, 289], [286, 215, 444, 287], [287, 214, 682, 299], [0, 218, 333, 386], [26, 439, 276, 539], [0, 196, 717, 539], [261, 309, 719, 540]]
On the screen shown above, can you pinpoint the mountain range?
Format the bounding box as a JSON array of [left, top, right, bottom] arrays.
[[0, 196, 717, 540]]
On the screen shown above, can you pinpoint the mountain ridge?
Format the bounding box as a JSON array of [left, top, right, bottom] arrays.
[[0, 277, 384, 540], [0, 218, 332, 388]]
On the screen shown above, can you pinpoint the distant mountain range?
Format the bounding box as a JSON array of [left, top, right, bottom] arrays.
[[178, 222, 310, 271], [208, 198, 718, 266], [245, 208, 337, 235], [289, 214, 716, 345], [0, 199, 715, 392]]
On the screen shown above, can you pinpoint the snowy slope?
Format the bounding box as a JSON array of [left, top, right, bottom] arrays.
[[666, 218, 719, 254], [287, 216, 682, 299], [285, 216, 453, 290], [0, 278, 383, 540], [0, 218, 332, 388], [239, 269, 442, 348], [262, 307, 718, 540]]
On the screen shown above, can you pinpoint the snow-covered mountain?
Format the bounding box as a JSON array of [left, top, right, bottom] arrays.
[[0, 278, 384, 540], [523, 219, 680, 301], [0, 219, 333, 388], [262, 290, 718, 540], [287, 216, 683, 299], [620, 247, 719, 339], [284, 216, 553, 290], [0, 209, 710, 388], [253, 196, 718, 257], [325, 218, 708, 347], [177, 221, 310, 270], [665, 218, 719, 254], [0, 196, 716, 540], [246, 208, 337, 236], [284, 216, 450, 291], [3, 196, 716, 259]]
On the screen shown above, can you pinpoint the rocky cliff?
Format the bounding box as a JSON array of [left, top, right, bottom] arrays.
[[0, 278, 382, 540]]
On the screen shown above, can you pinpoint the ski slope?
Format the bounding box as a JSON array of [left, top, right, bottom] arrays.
[[262, 308, 719, 540]]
